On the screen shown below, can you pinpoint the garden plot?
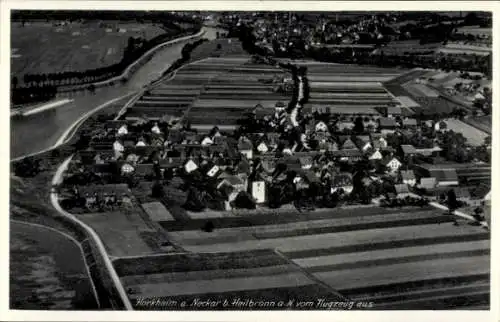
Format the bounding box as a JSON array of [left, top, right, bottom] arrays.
[[463, 116, 492, 134], [153, 203, 488, 309], [78, 211, 156, 257], [316, 255, 489, 292], [142, 202, 175, 222], [114, 250, 341, 306], [443, 118, 489, 146], [402, 83, 440, 97]]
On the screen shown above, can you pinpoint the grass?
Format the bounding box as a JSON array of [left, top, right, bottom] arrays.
[[10, 220, 98, 310], [11, 21, 168, 82], [444, 118, 489, 146], [113, 250, 289, 276], [462, 116, 492, 134]]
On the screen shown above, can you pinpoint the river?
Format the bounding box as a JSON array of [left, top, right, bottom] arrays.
[[10, 26, 220, 159]]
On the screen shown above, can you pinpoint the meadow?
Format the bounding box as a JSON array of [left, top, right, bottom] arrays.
[[11, 21, 167, 84]]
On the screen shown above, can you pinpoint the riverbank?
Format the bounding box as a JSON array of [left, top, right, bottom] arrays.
[[11, 26, 220, 159]]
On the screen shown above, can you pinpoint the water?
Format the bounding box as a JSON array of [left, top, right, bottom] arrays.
[[11, 26, 220, 159]]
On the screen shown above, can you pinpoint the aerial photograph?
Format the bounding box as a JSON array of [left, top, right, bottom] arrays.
[[9, 10, 492, 311]]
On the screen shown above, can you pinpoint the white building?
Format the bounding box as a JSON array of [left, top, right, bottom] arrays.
[[251, 181, 266, 203]]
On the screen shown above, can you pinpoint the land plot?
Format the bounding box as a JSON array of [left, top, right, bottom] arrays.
[[443, 118, 489, 146], [78, 211, 155, 257], [11, 21, 167, 80]]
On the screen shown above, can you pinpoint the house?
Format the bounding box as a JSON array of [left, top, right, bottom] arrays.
[[465, 183, 489, 206], [369, 149, 383, 160], [313, 130, 332, 142], [261, 158, 276, 173], [315, 121, 328, 132], [415, 146, 442, 157], [250, 181, 266, 203], [434, 120, 448, 132], [394, 183, 411, 198], [430, 169, 459, 187], [483, 190, 491, 207], [121, 163, 135, 175], [331, 173, 353, 194], [125, 153, 140, 164], [453, 187, 472, 205], [150, 136, 164, 147], [236, 158, 251, 175], [117, 124, 128, 136], [387, 106, 402, 118], [402, 118, 417, 129], [136, 137, 147, 147], [400, 144, 418, 157], [206, 164, 220, 177], [135, 163, 155, 179], [201, 136, 214, 146], [331, 149, 363, 162], [151, 123, 161, 134], [256, 141, 269, 154], [294, 170, 320, 190], [318, 140, 338, 152], [419, 177, 437, 190], [400, 170, 416, 186], [113, 140, 125, 158], [159, 157, 183, 169], [382, 156, 402, 173], [355, 136, 372, 152], [340, 137, 357, 150], [167, 130, 184, 145], [299, 156, 313, 169], [379, 117, 398, 135], [217, 175, 246, 192], [238, 137, 254, 159], [372, 135, 388, 150], [265, 133, 281, 149], [184, 159, 198, 173], [78, 184, 130, 205]]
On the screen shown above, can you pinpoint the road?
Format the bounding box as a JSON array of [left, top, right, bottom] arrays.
[[10, 26, 220, 160]]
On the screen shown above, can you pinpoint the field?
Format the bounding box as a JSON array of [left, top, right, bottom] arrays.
[[10, 221, 98, 309], [122, 53, 289, 127], [438, 44, 491, 56], [302, 63, 406, 115], [78, 210, 160, 258], [112, 205, 489, 309], [463, 116, 492, 134], [383, 69, 466, 115], [442, 118, 489, 146], [11, 21, 167, 82]]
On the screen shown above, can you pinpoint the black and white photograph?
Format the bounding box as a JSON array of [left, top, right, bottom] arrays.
[[4, 2, 497, 318]]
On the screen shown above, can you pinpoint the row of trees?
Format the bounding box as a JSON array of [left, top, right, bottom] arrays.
[[307, 46, 491, 75]]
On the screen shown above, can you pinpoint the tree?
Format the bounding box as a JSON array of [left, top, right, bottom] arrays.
[[447, 189, 458, 214], [231, 191, 256, 209], [183, 187, 206, 211], [13, 157, 41, 177], [151, 181, 164, 198]]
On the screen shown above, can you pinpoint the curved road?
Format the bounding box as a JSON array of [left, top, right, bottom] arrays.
[[11, 26, 219, 159]]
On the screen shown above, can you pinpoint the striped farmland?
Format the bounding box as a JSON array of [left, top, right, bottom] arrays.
[[114, 205, 490, 310], [120, 55, 290, 124]]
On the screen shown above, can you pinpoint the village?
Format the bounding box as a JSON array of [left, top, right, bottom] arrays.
[[57, 77, 491, 225]]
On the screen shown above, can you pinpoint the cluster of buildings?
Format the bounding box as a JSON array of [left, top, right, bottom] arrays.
[[61, 95, 491, 214]]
